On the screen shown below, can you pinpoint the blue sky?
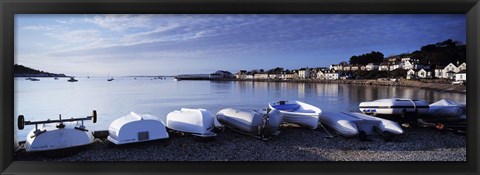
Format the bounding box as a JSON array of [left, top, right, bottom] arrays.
[[15, 14, 465, 76]]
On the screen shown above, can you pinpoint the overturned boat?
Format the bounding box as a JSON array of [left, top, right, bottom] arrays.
[[107, 112, 169, 145], [216, 108, 283, 139], [166, 108, 217, 137], [268, 100, 321, 129], [418, 99, 466, 130], [359, 98, 429, 116], [319, 111, 403, 140], [17, 111, 97, 152]]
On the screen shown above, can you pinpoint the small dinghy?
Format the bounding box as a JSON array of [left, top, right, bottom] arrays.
[[319, 111, 403, 140], [107, 112, 169, 145], [17, 111, 97, 152], [166, 108, 217, 137], [268, 100, 321, 129], [418, 99, 466, 130], [359, 98, 429, 116], [216, 108, 283, 139]]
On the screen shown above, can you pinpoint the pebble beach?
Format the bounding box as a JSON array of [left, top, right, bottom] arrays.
[[14, 124, 466, 161]]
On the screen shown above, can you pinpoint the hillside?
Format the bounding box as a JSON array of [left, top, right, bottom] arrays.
[[14, 64, 67, 77]]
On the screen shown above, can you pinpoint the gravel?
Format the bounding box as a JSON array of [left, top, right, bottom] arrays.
[[14, 124, 466, 161]]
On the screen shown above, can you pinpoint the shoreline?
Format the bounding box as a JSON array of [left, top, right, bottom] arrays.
[[186, 78, 467, 94]]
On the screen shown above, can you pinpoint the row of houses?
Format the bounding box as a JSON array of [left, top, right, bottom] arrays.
[[406, 62, 467, 81], [330, 57, 428, 72]]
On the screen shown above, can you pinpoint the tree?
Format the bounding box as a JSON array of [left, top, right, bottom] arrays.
[[348, 51, 384, 65]]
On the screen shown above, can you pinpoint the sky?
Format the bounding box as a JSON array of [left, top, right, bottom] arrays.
[[15, 14, 466, 76]]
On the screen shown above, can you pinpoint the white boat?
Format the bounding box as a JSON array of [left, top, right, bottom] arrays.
[[418, 99, 466, 130], [319, 111, 403, 139], [166, 108, 217, 137], [359, 98, 429, 115], [107, 112, 169, 145], [216, 108, 283, 138], [268, 100, 321, 129], [426, 99, 466, 119], [17, 111, 97, 152]]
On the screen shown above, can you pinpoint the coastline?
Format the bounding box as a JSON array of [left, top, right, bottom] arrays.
[[185, 78, 467, 94]]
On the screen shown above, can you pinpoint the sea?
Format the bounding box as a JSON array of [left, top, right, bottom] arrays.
[[14, 77, 466, 140]]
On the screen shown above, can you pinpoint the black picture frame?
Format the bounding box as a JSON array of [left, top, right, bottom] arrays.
[[1, 0, 479, 174]]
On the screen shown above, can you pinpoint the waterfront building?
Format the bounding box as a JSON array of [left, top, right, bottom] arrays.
[[268, 74, 281, 79], [378, 62, 390, 71], [316, 70, 325, 79], [365, 63, 379, 71], [254, 73, 269, 79], [417, 68, 432, 79], [406, 69, 416, 79], [455, 70, 467, 81], [298, 68, 311, 79], [325, 70, 340, 80], [235, 70, 247, 79], [434, 62, 466, 79]]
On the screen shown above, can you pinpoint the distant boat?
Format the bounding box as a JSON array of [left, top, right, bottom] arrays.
[[29, 78, 40, 81], [54, 77, 59, 80], [67, 77, 78, 82], [107, 78, 114, 81]]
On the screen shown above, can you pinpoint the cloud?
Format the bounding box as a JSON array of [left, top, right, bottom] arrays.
[[45, 29, 101, 43], [85, 14, 152, 31]]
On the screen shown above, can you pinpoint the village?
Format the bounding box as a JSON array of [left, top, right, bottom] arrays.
[[207, 57, 466, 84]]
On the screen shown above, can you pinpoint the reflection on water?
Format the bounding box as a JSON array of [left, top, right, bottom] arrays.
[[14, 78, 466, 140]]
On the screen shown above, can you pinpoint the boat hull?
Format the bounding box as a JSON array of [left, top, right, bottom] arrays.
[[166, 108, 217, 137], [216, 108, 283, 135], [25, 124, 94, 152], [359, 98, 429, 115], [108, 112, 169, 145], [269, 100, 321, 129]]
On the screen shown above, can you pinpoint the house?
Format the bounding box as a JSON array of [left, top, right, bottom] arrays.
[[389, 62, 403, 70], [245, 73, 254, 79], [316, 70, 325, 79], [324, 70, 340, 80], [434, 62, 467, 79], [298, 68, 311, 79], [406, 69, 416, 79], [235, 70, 247, 79], [457, 62, 467, 72], [350, 64, 361, 71], [330, 64, 343, 71], [343, 66, 351, 71], [434, 65, 445, 78], [365, 63, 379, 71], [268, 74, 281, 79], [378, 62, 390, 71], [254, 73, 269, 79], [417, 69, 432, 79], [455, 69, 466, 81], [403, 60, 414, 70]]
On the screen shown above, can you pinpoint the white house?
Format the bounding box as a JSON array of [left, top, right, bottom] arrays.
[[268, 74, 281, 79], [406, 69, 416, 79], [455, 70, 466, 81], [417, 69, 432, 79], [298, 68, 311, 79], [379, 62, 390, 71], [316, 70, 325, 80], [325, 71, 340, 80], [365, 63, 379, 71], [254, 73, 269, 79]]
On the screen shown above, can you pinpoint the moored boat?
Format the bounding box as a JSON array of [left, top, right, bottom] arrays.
[[166, 108, 217, 137], [17, 111, 97, 152], [107, 112, 169, 145], [216, 108, 283, 139], [67, 77, 78, 82], [268, 100, 321, 129], [359, 98, 429, 115]]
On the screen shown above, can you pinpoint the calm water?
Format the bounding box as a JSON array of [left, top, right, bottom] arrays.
[[14, 77, 466, 140]]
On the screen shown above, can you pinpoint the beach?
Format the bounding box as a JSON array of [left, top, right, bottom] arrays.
[[14, 124, 466, 161]]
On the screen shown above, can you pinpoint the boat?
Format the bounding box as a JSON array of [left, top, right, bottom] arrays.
[[17, 110, 97, 152], [319, 111, 403, 140], [216, 108, 283, 139], [359, 98, 429, 115], [166, 108, 217, 137], [268, 100, 321, 129], [418, 99, 466, 130], [107, 112, 169, 145], [29, 78, 40, 81], [67, 77, 78, 82], [54, 77, 59, 80], [107, 77, 114, 81]]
